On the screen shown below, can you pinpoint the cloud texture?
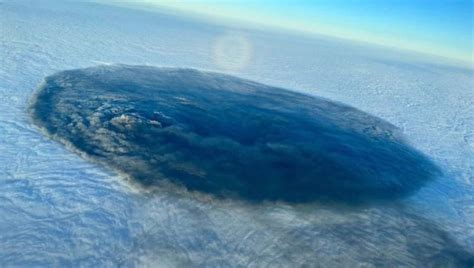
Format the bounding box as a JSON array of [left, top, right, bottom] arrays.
[[29, 65, 440, 204]]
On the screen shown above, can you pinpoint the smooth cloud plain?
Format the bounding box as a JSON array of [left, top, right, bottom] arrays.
[[29, 65, 440, 204]]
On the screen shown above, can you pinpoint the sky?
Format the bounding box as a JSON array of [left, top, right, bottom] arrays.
[[103, 0, 473, 65]]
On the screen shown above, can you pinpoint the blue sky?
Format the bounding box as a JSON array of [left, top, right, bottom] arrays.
[[107, 0, 473, 63]]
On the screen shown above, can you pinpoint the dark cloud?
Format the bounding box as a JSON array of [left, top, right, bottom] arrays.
[[29, 65, 440, 204]]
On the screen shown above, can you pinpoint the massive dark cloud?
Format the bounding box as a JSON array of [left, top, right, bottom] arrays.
[[29, 65, 440, 203]]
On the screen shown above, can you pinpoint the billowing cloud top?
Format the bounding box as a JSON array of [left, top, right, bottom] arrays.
[[29, 65, 439, 204]]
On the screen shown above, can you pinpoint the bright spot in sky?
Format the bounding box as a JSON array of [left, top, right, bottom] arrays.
[[213, 32, 252, 71]]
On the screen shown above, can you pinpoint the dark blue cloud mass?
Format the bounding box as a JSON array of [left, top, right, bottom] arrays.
[[29, 65, 440, 204]]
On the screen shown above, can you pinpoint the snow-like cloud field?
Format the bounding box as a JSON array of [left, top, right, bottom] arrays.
[[1, 1, 473, 266]]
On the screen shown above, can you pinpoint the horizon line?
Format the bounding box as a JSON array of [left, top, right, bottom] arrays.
[[95, 0, 473, 68]]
